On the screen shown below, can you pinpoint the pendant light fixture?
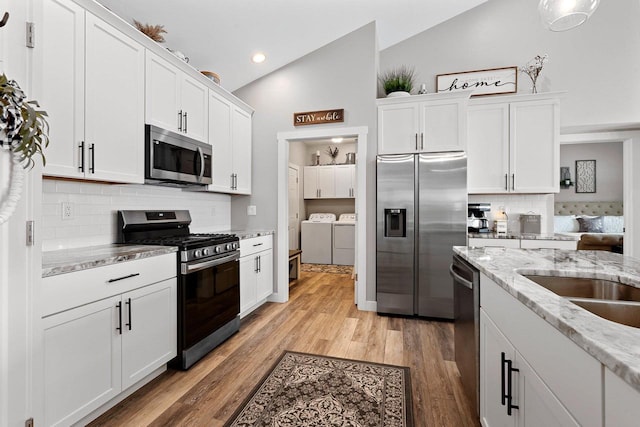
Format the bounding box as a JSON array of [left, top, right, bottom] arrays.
[[538, 0, 600, 31]]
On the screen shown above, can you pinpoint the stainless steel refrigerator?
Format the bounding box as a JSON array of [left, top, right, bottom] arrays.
[[376, 152, 467, 318]]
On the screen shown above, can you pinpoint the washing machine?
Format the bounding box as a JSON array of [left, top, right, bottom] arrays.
[[333, 213, 356, 265], [301, 213, 336, 264]]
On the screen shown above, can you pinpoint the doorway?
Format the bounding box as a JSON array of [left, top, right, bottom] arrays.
[[275, 126, 372, 311], [288, 164, 300, 250]]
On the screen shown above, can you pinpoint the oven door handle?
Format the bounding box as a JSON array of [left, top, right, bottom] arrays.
[[182, 252, 240, 274]]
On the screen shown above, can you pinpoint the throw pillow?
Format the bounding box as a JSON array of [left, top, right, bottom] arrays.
[[577, 216, 604, 233]]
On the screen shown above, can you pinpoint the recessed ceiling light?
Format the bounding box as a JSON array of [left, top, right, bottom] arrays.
[[252, 53, 266, 63], [331, 137, 343, 143]]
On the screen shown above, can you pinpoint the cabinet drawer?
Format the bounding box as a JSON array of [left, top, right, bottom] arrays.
[[520, 239, 577, 250], [481, 274, 602, 427], [468, 237, 520, 248], [42, 253, 176, 317], [240, 235, 273, 257]]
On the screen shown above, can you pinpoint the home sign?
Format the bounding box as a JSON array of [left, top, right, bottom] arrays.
[[436, 66, 518, 97], [293, 109, 344, 126]]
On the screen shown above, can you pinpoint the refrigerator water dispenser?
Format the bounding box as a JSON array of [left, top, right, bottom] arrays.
[[384, 209, 406, 237]]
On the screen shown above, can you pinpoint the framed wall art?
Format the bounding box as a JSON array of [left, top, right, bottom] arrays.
[[575, 160, 596, 193], [436, 66, 518, 97]]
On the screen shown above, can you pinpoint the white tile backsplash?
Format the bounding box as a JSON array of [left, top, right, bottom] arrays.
[[42, 179, 231, 251], [468, 193, 555, 234]]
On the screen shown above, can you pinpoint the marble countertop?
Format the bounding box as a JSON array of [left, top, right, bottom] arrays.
[[468, 232, 579, 241], [454, 246, 640, 392], [43, 244, 178, 278], [194, 229, 274, 240]]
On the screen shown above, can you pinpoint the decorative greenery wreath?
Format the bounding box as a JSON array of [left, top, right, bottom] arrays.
[[0, 74, 49, 224]]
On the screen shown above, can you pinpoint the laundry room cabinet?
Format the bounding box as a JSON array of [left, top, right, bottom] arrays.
[[145, 50, 208, 142], [304, 166, 336, 199], [467, 93, 561, 194], [377, 91, 470, 154], [239, 235, 273, 317], [335, 165, 356, 198], [35, 0, 145, 183]]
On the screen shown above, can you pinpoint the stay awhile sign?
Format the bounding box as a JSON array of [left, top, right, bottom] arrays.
[[293, 109, 344, 126]]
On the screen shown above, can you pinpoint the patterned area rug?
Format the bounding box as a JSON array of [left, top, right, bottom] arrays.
[[300, 263, 354, 275], [225, 351, 413, 427]]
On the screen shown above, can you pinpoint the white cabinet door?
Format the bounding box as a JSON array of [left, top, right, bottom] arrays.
[[256, 250, 273, 301], [510, 100, 559, 193], [37, 0, 85, 179], [604, 368, 640, 427], [145, 51, 181, 133], [121, 279, 177, 390], [303, 167, 319, 199], [420, 99, 466, 152], [181, 75, 208, 142], [467, 104, 510, 193], [378, 103, 419, 154], [232, 107, 252, 194], [317, 166, 335, 198], [480, 310, 516, 427], [239, 255, 258, 316], [43, 296, 122, 427], [516, 353, 580, 427], [208, 91, 233, 192], [335, 165, 355, 198], [85, 13, 144, 183]]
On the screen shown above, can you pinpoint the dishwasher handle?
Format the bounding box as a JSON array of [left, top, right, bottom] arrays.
[[449, 263, 473, 290]]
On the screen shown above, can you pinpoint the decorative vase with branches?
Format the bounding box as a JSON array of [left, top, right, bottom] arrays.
[[520, 54, 548, 94], [326, 146, 339, 164], [0, 74, 49, 224]]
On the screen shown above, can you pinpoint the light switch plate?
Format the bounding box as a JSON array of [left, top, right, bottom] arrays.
[[62, 202, 73, 220], [247, 205, 257, 216]]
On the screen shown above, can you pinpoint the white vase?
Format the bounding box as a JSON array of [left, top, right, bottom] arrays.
[[386, 91, 411, 98]]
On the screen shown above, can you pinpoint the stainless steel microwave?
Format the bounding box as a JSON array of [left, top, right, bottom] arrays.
[[145, 125, 212, 186]]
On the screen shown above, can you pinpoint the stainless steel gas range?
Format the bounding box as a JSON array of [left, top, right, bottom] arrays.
[[118, 210, 240, 369]]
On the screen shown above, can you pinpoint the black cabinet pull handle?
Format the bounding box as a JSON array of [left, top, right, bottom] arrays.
[[125, 298, 132, 330], [89, 143, 95, 173], [78, 141, 85, 172], [178, 110, 183, 131], [504, 174, 508, 191], [420, 132, 424, 150], [511, 174, 515, 191], [116, 301, 122, 334], [506, 359, 519, 416], [501, 352, 507, 406], [255, 256, 259, 273], [258, 255, 261, 272], [415, 133, 418, 150], [107, 273, 140, 283], [253, 243, 263, 247], [184, 111, 188, 133]]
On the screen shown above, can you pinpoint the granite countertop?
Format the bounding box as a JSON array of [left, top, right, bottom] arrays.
[[217, 229, 274, 240], [43, 244, 178, 278], [468, 232, 579, 241], [454, 246, 640, 392]]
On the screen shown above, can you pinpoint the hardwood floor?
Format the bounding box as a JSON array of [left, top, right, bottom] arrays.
[[90, 271, 480, 426]]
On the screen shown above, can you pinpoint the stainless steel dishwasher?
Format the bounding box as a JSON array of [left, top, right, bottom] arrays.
[[450, 254, 480, 416]]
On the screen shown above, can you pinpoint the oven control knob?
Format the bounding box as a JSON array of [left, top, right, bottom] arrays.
[[214, 246, 221, 253], [203, 248, 210, 256], [194, 250, 202, 258], [232, 242, 238, 250], [225, 243, 232, 251]]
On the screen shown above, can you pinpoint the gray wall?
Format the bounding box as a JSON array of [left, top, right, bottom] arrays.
[[380, 0, 640, 128], [557, 142, 623, 202], [232, 22, 378, 301]]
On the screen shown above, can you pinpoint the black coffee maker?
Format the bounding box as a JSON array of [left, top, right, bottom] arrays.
[[468, 203, 491, 233]]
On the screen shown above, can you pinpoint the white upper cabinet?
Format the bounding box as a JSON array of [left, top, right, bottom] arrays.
[[377, 92, 469, 154], [145, 51, 208, 142], [304, 166, 336, 199], [204, 90, 253, 194], [335, 164, 356, 198], [37, 0, 145, 183], [467, 93, 561, 194]]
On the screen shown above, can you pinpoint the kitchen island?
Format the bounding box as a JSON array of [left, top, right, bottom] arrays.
[[454, 246, 640, 426]]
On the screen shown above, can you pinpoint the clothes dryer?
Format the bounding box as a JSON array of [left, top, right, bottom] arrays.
[[333, 213, 356, 265], [301, 213, 336, 264]]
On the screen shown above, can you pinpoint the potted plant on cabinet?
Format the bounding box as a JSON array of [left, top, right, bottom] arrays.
[[379, 65, 415, 97], [0, 73, 49, 224]]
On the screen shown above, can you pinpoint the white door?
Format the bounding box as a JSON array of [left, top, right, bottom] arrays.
[[420, 99, 465, 152], [256, 251, 273, 301], [181, 75, 208, 142], [121, 279, 176, 390], [232, 107, 252, 194], [239, 256, 258, 316], [145, 51, 181, 133], [334, 165, 353, 198], [377, 103, 419, 154], [303, 167, 318, 199], [288, 165, 300, 249], [85, 13, 144, 183], [208, 91, 232, 192], [317, 166, 336, 198], [37, 0, 85, 178]]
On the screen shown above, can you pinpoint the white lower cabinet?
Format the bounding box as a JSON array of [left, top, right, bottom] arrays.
[[469, 238, 577, 250], [481, 274, 602, 427], [239, 235, 273, 317], [604, 368, 640, 426], [42, 256, 176, 427], [469, 238, 520, 249]]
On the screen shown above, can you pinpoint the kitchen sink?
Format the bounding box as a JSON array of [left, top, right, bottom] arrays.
[[568, 299, 640, 329], [524, 275, 640, 303], [523, 275, 640, 328]]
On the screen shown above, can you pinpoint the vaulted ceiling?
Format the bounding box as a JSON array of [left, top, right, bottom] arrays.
[[95, 0, 487, 92]]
